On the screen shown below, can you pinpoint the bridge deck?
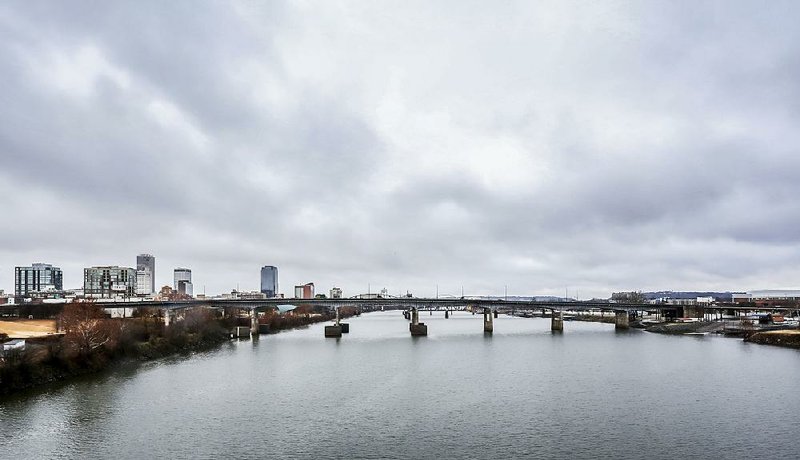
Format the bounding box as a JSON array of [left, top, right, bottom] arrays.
[[89, 298, 796, 313]]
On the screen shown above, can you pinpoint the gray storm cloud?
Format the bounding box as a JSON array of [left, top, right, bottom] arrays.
[[1, 1, 799, 298]]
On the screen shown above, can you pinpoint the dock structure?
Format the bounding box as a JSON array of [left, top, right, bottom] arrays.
[[325, 307, 343, 338]]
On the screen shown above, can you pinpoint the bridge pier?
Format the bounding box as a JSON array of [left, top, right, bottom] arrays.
[[551, 310, 563, 332], [250, 310, 259, 337], [615, 311, 629, 329], [445, 310, 449, 319], [483, 308, 493, 333], [163, 309, 171, 327], [409, 307, 427, 336]]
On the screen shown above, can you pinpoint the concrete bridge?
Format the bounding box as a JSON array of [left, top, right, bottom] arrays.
[[93, 297, 797, 338], [95, 297, 657, 313]]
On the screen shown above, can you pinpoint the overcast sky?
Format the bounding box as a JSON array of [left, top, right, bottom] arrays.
[[2, 1, 799, 299]]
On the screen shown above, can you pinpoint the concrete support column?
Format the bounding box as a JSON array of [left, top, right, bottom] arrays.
[[163, 309, 171, 327], [483, 308, 494, 333], [410, 307, 427, 336], [551, 310, 563, 332], [615, 311, 630, 329], [250, 310, 259, 336]]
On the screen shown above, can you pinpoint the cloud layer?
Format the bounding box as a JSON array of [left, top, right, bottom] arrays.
[[2, 1, 800, 298]]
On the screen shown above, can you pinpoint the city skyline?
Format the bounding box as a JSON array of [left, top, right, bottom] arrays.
[[2, 2, 800, 299], [0, 256, 791, 300]]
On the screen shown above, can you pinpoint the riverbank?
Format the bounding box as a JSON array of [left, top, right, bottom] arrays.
[[744, 330, 800, 349], [0, 320, 231, 396], [1, 307, 349, 396], [644, 321, 725, 335]]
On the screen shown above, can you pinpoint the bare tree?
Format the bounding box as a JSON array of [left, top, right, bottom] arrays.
[[60, 301, 119, 356]]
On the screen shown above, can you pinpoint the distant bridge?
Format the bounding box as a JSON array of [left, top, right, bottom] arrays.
[[88, 297, 799, 337], [91, 297, 785, 314]]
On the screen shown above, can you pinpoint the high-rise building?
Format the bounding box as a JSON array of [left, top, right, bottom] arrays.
[[330, 287, 342, 299], [177, 280, 193, 297], [294, 283, 315, 299], [260, 266, 278, 297], [14, 263, 63, 298], [174, 268, 192, 291], [136, 254, 156, 295], [84, 266, 136, 298]]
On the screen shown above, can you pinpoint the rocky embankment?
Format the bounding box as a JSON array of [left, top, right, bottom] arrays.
[[744, 330, 800, 349], [645, 321, 725, 335]]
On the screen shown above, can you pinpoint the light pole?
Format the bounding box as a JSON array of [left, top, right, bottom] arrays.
[[504, 285, 508, 302]]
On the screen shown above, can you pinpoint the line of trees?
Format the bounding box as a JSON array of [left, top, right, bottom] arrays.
[[1, 300, 231, 394]]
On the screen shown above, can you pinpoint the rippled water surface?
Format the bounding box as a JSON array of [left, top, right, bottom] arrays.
[[2, 311, 799, 459]]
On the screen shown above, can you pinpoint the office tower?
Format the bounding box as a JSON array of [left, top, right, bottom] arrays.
[[260, 266, 278, 297], [14, 263, 63, 298], [84, 266, 137, 298], [174, 268, 192, 290], [136, 254, 156, 294]]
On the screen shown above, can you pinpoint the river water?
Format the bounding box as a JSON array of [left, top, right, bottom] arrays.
[[2, 311, 799, 459]]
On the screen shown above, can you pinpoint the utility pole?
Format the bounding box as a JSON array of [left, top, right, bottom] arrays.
[[505, 285, 508, 302], [436, 284, 439, 299]]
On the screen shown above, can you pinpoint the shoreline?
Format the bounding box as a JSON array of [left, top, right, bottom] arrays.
[[514, 313, 800, 349], [1, 310, 348, 397], [744, 330, 800, 349]]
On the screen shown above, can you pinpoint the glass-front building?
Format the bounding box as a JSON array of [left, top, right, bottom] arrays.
[[177, 280, 193, 297], [84, 266, 137, 298], [14, 263, 63, 298], [174, 268, 192, 291], [260, 266, 278, 297], [136, 254, 156, 294]]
